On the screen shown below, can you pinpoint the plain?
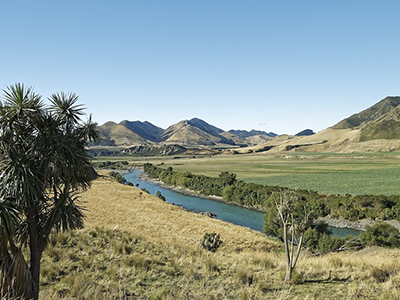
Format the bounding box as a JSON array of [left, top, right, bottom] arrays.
[[94, 152, 400, 195]]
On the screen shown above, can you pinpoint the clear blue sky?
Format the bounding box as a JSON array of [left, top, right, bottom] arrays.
[[1, 1, 399, 134]]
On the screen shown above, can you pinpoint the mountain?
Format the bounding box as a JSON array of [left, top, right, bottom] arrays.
[[331, 96, 400, 129], [187, 118, 224, 136], [160, 120, 233, 146], [97, 121, 149, 146], [97, 118, 241, 147], [232, 96, 400, 154], [186, 118, 236, 145], [119, 120, 164, 142], [94, 94, 400, 154]]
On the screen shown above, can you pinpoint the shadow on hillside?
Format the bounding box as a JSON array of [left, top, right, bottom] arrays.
[[301, 272, 351, 285]]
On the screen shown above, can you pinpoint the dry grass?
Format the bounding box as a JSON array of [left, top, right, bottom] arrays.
[[39, 173, 400, 299], [236, 128, 400, 154]]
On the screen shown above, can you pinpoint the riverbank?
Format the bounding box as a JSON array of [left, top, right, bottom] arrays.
[[317, 216, 400, 232], [124, 168, 400, 233], [137, 170, 267, 213], [137, 171, 224, 201]]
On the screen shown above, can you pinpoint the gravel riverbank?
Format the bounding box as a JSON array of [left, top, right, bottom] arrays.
[[317, 216, 400, 232]]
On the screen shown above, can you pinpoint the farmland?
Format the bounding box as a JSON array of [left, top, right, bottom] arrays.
[[95, 152, 400, 196]]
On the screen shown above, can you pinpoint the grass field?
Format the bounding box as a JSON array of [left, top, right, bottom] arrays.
[[246, 168, 400, 195], [99, 152, 400, 195], [39, 172, 400, 299]]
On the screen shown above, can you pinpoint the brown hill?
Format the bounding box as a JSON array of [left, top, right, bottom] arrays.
[[234, 96, 400, 154], [161, 120, 224, 146], [98, 121, 149, 146], [331, 96, 400, 129], [119, 120, 164, 142], [96, 95, 400, 153], [97, 118, 263, 147]]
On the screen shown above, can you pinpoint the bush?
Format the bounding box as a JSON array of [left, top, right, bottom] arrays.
[[201, 233, 223, 252], [360, 222, 400, 247], [109, 171, 127, 184], [156, 191, 166, 201]]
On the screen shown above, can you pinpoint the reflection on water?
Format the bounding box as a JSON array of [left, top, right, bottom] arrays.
[[124, 170, 361, 238]]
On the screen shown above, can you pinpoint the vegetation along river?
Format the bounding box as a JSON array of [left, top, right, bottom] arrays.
[[124, 170, 360, 238]]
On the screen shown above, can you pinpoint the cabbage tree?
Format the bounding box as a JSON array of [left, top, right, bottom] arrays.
[[0, 84, 98, 299]]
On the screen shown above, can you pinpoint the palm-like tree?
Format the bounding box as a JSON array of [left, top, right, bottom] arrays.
[[0, 83, 98, 299]]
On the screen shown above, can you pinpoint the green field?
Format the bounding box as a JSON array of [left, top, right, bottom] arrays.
[[97, 152, 400, 195], [245, 168, 400, 195]]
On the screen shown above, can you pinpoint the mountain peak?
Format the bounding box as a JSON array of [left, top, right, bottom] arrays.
[[119, 120, 164, 142], [187, 118, 224, 136]]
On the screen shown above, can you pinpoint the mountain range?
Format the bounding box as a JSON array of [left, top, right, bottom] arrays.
[[93, 96, 400, 154], [95, 117, 278, 147]]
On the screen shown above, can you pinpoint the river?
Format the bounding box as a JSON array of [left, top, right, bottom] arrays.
[[124, 170, 361, 238]]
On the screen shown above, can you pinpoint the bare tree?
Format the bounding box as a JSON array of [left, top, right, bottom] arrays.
[[273, 190, 311, 281]]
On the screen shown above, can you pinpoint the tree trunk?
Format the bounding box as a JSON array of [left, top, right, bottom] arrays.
[[283, 221, 292, 282], [27, 208, 42, 300], [285, 265, 292, 281]]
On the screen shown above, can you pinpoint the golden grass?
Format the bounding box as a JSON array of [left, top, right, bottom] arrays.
[[236, 128, 400, 154], [39, 173, 400, 299], [83, 174, 276, 251]]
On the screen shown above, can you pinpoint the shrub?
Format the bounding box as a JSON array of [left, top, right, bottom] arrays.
[[156, 191, 166, 201], [109, 171, 127, 184], [201, 232, 223, 252], [360, 222, 400, 247], [371, 266, 391, 283]]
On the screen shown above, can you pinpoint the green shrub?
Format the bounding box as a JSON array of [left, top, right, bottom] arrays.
[[109, 171, 127, 184], [156, 191, 166, 201], [201, 232, 223, 252], [360, 222, 400, 247]]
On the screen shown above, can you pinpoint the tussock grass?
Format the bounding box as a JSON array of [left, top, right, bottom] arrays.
[[39, 174, 400, 299]]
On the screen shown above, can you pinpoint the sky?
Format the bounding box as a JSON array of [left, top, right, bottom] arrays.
[[1, 1, 400, 135]]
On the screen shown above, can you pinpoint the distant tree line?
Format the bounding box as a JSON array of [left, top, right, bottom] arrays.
[[143, 163, 400, 222]]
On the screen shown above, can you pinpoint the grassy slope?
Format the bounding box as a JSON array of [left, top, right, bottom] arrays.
[[233, 126, 400, 154], [39, 174, 400, 299]]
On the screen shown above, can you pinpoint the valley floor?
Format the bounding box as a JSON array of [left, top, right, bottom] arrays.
[[40, 173, 400, 299]]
